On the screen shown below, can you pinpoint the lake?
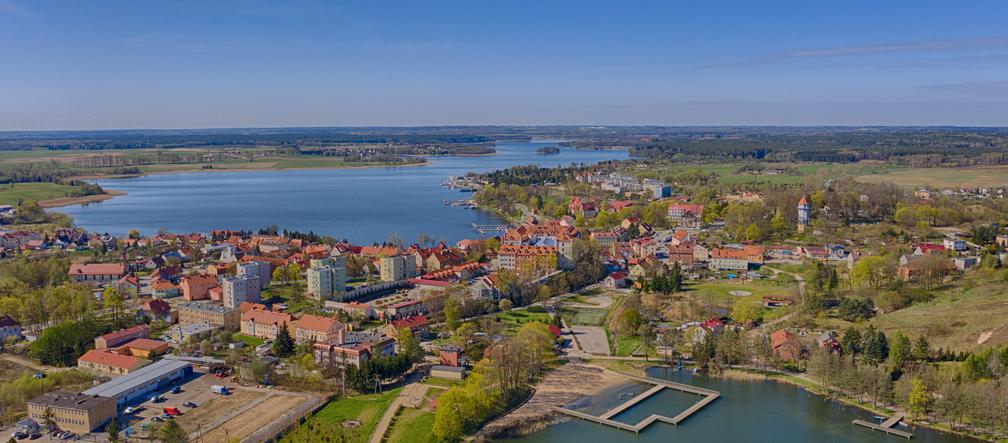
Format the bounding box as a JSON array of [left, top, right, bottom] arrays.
[[509, 367, 976, 443], [55, 141, 627, 244]]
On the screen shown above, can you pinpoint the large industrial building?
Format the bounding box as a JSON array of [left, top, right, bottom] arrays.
[[82, 359, 192, 406]]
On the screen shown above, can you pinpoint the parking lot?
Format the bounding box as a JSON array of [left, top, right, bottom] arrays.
[[119, 370, 238, 437]]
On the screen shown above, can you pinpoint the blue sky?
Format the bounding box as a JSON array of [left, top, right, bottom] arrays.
[[1, 0, 1007, 129]]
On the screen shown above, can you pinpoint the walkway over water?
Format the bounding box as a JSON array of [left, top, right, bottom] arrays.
[[552, 375, 719, 433], [853, 412, 913, 439]]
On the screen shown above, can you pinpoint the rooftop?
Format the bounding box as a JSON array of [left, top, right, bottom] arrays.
[[82, 359, 191, 399], [177, 301, 239, 314], [27, 391, 113, 410]]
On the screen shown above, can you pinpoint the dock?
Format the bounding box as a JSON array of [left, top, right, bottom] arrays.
[[551, 375, 719, 433], [853, 412, 913, 439], [471, 223, 509, 234]]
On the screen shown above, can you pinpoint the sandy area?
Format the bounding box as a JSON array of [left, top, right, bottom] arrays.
[[479, 362, 629, 439]]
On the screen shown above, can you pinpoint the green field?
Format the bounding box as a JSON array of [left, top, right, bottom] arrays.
[[561, 307, 608, 326], [856, 165, 1008, 188], [682, 280, 795, 304], [386, 408, 438, 443], [613, 335, 644, 357], [642, 162, 890, 185], [0, 182, 80, 205], [280, 388, 402, 443], [494, 309, 552, 333], [233, 333, 265, 348]]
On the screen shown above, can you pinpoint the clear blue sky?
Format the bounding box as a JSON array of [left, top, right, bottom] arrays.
[[2, 0, 1007, 129]]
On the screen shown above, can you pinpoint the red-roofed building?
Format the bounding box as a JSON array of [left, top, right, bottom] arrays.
[[77, 349, 149, 375], [384, 315, 429, 338], [115, 338, 170, 358], [95, 325, 149, 350], [667, 204, 704, 227], [771, 329, 802, 361], [181, 274, 219, 301], [914, 243, 946, 255], [241, 310, 295, 339], [68, 263, 125, 284], [294, 314, 345, 343], [143, 299, 174, 323]]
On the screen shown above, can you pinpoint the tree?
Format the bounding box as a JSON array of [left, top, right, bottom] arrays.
[[42, 407, 55, 431], [157, 420, 188, 443], [444, 297, 462, 330], [272, 324, 294, 357], [285, 263, 301, 283], [498, 298, 513, 311], [272, 266, 286, 283], [907, 377, 931, 419], [107, 418, 121, 443], [913, 335, 931, 361], [850, 256, 891, 290], [397, 327, 422, 363], [888, 332, 912, 373], [730, 301, 761, 326], [841, 327, 862, 362], [102, 286, 124, 326], [536, 285, 552, 302]]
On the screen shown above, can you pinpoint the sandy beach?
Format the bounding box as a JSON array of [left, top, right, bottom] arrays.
[[39, 189, 127, 208]]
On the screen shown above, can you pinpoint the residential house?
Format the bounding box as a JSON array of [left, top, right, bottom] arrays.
[[77, 349, 150, 375], [95, 325, 149, 350], [383, 315, 429, 339], [770, 329, 802, 361], [470, 274, 500, 300], [0, 315, 22, 342], [142, 299, 174, 323], [667, 204, 704, 227]]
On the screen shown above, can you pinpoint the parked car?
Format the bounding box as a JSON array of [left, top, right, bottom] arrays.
[[170, 386, 182, 394], [32, 372, 45, 379], [151, 416, 163, 423], [124, 406, 136, 414], [163, 407, 182, 416], [183, 401, 197, 408]]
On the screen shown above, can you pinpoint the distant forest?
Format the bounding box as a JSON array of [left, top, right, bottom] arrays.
[[3, 126, 1008, 167]]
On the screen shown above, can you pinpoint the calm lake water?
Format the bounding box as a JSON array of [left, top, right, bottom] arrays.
[[510, 367, 976, 443], [56, 141, 627, 244]]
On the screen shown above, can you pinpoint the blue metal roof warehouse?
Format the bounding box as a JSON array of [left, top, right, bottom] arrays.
[[83, 359, 192, 405]]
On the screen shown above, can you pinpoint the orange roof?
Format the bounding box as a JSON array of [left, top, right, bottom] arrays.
[[296, 314, 342, 333], [69, 263, 124, 276], [242, 309, 294, 326], [498, 244, 557, 256], [771, 329, 797, 348], [798, 195, 809, 205], [78, 349, 145, 370], [120, 338, 169, 352]]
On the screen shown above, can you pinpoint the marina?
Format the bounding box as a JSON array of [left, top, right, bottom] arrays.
[[853, 412, 914, 439]]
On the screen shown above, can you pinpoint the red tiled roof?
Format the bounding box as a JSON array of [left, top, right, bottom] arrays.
[[120, 338, 168, 352], [78, 349, 145, 370], [98, 325, 149, 344], [391, 315, 428, 330], [69, 263, 125, 276], [296, 314, 341, 333], [242, 309, 294, 326]]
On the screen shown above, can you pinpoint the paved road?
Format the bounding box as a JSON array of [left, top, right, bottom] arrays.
[[569, 325, 611, 356]]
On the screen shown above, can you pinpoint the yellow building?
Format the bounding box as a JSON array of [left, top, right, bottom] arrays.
[[26, 391, 116, 434]]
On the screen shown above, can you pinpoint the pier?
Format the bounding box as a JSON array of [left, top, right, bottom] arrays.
[[471, 223, 509, 234], [853, 412, 913, 439], [551, 375, 719, 433]]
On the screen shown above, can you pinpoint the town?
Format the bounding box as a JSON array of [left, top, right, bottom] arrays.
[[2, 144, 1008, 443]]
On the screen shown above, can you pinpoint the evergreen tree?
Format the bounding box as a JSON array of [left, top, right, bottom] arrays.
[[272, 324, 294, 357], [913, 335, 931, 361]]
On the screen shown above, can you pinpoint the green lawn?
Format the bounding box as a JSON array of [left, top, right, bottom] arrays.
[[386, 408, 440, 443], [280, 388, 403, 443], [563, 294, 599, 305], [233, 333, 265, 348], [494, 310, 552, 333], [0, 182, 79, 205], [613, 335, 644, 357], [682, 281, 794, 304], [561, 307, 608, 326]]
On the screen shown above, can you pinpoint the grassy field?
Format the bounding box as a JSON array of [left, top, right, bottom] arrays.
[[613, 335, 644, 357], [233, 333, 265, 348], [682, 280, 795, 304], [561, 307, 608, 326], [855, 165, 1008, 188], [280, 388, 402, 443], [870, 280, 1008, 351], [643, 162, 890, 185], [386, 408, 438, 443], [0, 182, 81, 205], [494, 309, 552, 333]]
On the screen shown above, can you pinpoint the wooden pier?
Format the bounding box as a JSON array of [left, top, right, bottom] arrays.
[[470, 223, 509, 234], [853, 412, 913, 439], [552, 375, 719, 433]]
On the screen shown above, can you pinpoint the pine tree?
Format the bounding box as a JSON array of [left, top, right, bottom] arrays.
[[272, 324, 294, 357]]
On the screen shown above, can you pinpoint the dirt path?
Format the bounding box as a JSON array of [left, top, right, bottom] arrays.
[[369, 383, 427, 443]]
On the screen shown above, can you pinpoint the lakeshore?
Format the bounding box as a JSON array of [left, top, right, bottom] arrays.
[[37, 189, 127, 208]]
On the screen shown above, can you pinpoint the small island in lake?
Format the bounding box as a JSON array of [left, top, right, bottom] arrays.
[[536, 146, 560, 155]]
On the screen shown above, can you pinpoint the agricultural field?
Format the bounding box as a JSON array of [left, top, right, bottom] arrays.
[[855, 165, 1008, 188], [643, 162, 890, 185]]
